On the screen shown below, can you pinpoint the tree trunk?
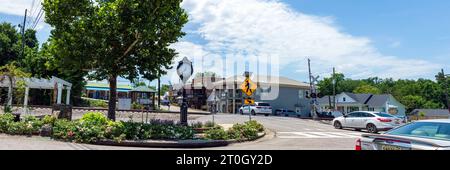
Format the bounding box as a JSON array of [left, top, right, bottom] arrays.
[[7, 76, 13, 106], [108, 75, 117, 121]]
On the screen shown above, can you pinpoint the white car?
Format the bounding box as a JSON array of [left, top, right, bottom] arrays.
[[332, 111, 404, 133], [239, 102, 273, 116], [357, 119, 450, 150]]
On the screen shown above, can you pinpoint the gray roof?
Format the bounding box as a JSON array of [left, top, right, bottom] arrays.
[[345, 93, 372, 104], [411, 109, 450, 117], [131, 86, 156, 93], [318, 93, 393, 107], [366, 94, 390, 107]]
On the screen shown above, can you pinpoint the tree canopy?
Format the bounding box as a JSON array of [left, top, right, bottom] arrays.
[[317, 72, 449, 113], [43, 0, 188, 120]]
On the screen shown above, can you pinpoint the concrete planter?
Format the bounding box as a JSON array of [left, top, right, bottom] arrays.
[[94, 132, 266, 148]]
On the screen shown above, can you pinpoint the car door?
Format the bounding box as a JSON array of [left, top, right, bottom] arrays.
[[342, 112, 359, 127], [346, 112, 361, 127], [354, 112, 374, 128]]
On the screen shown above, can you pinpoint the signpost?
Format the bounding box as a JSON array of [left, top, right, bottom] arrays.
[[241, 72, 257, 121], [176, 57, 193, 126]]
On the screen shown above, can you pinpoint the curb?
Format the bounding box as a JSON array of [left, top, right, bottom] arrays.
[[94, 132, 266, 148]]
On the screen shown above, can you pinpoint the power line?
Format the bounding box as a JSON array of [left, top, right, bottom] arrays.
[[31, 7, 44, 30]]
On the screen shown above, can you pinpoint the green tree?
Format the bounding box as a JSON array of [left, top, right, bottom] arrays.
[[317, 73, 344, 96], [0, 63, 31, 110], [0, 22, 20, 66], [160, 84, 170, 96], [400, 95, 426, 113], [43, 0, 188, 120], [353, 84, 382, 94]]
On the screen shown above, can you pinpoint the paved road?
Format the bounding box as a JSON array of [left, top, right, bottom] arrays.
[[195, 114, 368, 150], [0, 114, 368, 150]]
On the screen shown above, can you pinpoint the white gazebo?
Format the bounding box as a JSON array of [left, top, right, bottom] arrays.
[[0, 76, 72, 114]]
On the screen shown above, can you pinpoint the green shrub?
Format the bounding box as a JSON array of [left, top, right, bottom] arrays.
[[132, 102, 144, 110], [205, 127, 228, 140], [6, 121, 34, 136], [80, 112, 108, 126], [42, 115, 57, 125], [86, 99, 108, 108], [245, 120, 264, 132], [227, 123, 258, 140], [23, 115, 44, 134], [174, 126, 195, 140], [52, 119, 79, 141], [0, 113, 15, 133]]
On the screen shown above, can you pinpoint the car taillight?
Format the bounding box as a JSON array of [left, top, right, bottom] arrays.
[[256, 106, 262, 109], [268, 107, 272, 109], [377, 118, 392, 122], [355, 138, 362, 150]]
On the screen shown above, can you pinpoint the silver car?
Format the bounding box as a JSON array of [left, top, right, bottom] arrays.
[[332, 111, 404, 133], [357, 119, 450, 150]]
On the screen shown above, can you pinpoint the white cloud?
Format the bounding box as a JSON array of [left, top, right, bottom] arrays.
[[0, 0, 31, 16], [0, 0, 48, 31], [172, 0, 441, 80]]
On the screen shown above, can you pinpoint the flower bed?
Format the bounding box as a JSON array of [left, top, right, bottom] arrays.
[[0, 112, 266, 147]]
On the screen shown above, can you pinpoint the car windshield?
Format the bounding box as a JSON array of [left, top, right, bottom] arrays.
[[386, 122, 450, 141], [374, 112, 394, 117], [257, 103, 270, 106]]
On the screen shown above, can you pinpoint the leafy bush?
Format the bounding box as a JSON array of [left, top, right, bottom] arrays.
[[80, 112, 108, 126], [205, 127, 228, 140], [0, 113, 15, 133], [6, 121, 34, 136], [132, 102, 144, 110], [228, 123, 258, 140], [23, 115, 44, 134], [82, 98, 108, 108], [42, 115, 57, 126], [52, 119, 79, 141], [245, 120, 264, 132]]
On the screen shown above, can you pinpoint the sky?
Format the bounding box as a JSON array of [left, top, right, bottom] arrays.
[[1, 0, 449, 86]]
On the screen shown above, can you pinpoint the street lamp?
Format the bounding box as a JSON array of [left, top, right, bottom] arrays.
[[176, 57, 193, 126]]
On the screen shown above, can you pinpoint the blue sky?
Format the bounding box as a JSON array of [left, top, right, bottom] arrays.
[[1, 0, 449, 86]]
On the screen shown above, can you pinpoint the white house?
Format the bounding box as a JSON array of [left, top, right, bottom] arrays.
[[318, 92, 406, 116]]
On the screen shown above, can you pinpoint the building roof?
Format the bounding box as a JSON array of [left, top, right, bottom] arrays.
[[130, 86, 156, 93], [318, 92, 396, 107], [0, 76, 72, 89], [366, 94, 390, 107], [411, 109, 450, 117], [213, 75, 310, 89]]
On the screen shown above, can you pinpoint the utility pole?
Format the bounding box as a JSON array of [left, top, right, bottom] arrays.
[[307, 58, 317, 119], [157, 75, 161, 109], [333, 67, 337, 111], [441, 69, 449, 114], [20, 9, 27, 62]]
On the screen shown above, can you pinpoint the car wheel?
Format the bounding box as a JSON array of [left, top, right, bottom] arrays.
[[285, 114, 289, 117], [366, 123, 378, 133], [251, 110, 256, 115], [265, 114, 269, 117], [334, 121, 342, 129], [239, 110, 243, 115]]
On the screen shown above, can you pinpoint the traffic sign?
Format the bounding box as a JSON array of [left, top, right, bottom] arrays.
[[244, 98, 255, 105], [240, 78, 257, 97]]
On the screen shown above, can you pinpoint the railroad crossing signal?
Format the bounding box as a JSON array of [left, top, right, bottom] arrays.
[[244, 98, 255, 105], [241, 77, 257, 97]]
